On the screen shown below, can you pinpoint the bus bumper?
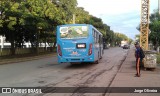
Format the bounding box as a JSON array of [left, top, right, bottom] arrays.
[[57, 56, 94, 63]]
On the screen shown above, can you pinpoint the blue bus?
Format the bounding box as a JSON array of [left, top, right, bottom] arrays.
[[56, 24, 103, 64]]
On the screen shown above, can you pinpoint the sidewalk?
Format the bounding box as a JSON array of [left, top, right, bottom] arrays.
[[108, 48, 160, 96]]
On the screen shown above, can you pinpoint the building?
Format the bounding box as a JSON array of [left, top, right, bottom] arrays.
[[0, 35, 51, 49]]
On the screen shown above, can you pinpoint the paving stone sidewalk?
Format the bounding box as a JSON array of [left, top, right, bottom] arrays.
[[107, 48, 160, 96]]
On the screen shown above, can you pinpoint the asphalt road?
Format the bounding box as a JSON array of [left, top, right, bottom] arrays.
[[0, 47, 129, 96]]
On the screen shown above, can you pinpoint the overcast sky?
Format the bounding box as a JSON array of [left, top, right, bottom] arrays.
[[77, 0, 158, 39]]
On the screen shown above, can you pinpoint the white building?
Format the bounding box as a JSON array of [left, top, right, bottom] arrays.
[[0, 35, 51, 48]]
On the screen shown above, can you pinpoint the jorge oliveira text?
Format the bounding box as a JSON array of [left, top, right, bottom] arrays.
[[134, 88, 158, 93]]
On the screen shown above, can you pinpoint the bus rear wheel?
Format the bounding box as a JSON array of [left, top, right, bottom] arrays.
[[94, 53, 99, 64]]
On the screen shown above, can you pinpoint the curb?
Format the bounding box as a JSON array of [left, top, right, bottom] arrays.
[[0, 53, 57, 65]]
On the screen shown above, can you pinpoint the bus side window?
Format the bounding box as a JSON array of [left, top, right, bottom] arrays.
[[96, 31, 99, 43], [94, 30, 96, 43], [100, 35, 103, 44], [98, 35, 101, 43], [101, 36, 103, 44], [92, 29, 94, 37]]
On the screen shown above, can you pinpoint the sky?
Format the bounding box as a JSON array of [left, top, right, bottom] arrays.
[[77, 0, 159, 40]]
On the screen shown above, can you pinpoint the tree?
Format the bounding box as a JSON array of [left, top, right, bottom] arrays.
[[149, 20, 160, 49], [52, 0, 77, 23], [0, 0, 131, 56], [0, 0, 26, 55], [74, 7, 90, 24], [135, 34, 140, 42], [0, 0, 69, 54], [114, 33, 129, 46], [149, 9, 160, 49]]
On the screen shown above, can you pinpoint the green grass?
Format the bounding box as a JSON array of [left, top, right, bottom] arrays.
[[157, 53, 160, 64], [0, 47, 57, 59]]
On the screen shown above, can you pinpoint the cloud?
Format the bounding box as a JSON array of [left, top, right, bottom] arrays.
[[77, 0, 158, 39], [78, 0, 140, 16], [100, 12, 141, 38]]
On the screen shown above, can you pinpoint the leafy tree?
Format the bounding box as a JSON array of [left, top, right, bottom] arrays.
[[135, 34, 140, 42], [0, 0, 26, 55], [149, 9, 160, 49], [0, 0, 132, 56], [0, 0, 67, 54], [52, 0, 77, 23], [74, 7, 90, 24], [114, 33, 128, 46]]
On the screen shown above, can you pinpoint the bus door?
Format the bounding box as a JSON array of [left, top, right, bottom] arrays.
[[99, 35, 103, 58]]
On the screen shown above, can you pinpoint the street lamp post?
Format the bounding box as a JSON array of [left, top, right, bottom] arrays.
[[0, 36, 4, 54], [0, 7, 2, 53], [0, 36, 2, 53], [44, 31, 47, 51]]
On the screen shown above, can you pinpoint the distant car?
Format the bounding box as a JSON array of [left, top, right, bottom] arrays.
[[123, 45, 130, 49]]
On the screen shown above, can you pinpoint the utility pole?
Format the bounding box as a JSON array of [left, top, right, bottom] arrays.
[[73, 14, 75, 24], [0, 36, 2, 53], [0, 36, 4, 53]]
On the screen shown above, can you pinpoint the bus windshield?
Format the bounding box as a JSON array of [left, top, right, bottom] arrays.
[[60, 26, 88, 39]]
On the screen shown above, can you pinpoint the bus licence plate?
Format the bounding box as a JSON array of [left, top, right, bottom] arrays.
[[76, 43, 86, 49]]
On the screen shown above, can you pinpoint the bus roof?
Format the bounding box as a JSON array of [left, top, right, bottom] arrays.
[[58, 24, 90, 27]]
